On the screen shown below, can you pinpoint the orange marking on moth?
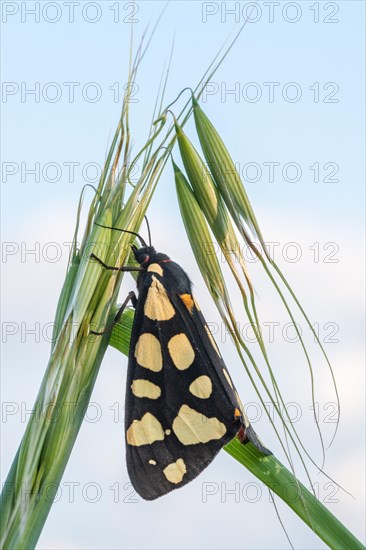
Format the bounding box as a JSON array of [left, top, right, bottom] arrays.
[[179, 293, 195, 313], [234, 408, 241, 419]]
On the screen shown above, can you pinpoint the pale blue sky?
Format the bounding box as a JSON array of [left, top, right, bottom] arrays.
[[1, 1, 365, 548]]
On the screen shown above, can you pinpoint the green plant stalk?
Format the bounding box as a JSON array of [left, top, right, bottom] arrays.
[[109, 311, 365, 550], [0, 333, 111, 550], [0, 56, 167, 547], [0, 196, 156, 550], [0, 224, 114, 549], [192, 96, 340, 449], [225, 439, 364, 550], [1, 27, 257, 547]]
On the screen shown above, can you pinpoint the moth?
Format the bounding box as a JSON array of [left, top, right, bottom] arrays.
[[91, 224, 270, 500]]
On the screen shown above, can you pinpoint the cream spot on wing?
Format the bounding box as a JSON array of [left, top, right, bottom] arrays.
[[147, 263, 163, 276], [163, 459, 187, 484], [144, 276, 175, 321], [131, 379, 161, 399], [126, 413, 165, 446], [168, 333, 195, 370], [223, 368, 233, 389], [165, 429, 171, 435], [189, 375, 212, 399], [134, 333, 162, 372], [194, 298, 201, 311], [205, 325, 221, 356], [172, 404, 226, 445], [148, 459, 157, 465]]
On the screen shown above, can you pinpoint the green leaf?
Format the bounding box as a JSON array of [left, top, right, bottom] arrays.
[[110, 307, 134, 356]]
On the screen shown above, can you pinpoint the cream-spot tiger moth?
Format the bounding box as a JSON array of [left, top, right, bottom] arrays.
[[91, 224, 270, 500]]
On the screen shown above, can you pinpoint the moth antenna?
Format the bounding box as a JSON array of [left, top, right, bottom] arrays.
[[144, 216, 152, 247], [94, 222, 148, 248]]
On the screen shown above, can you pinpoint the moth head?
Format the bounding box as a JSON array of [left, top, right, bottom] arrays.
[[131, 245, 157, 266]]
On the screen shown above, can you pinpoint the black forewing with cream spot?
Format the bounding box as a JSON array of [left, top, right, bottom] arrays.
[[125, 261, 244, 500]]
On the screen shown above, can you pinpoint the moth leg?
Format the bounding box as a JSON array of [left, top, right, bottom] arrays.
[[90, 253, 142, 272], [90, 291, 137, 336], [114, 291, 137, 323]]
